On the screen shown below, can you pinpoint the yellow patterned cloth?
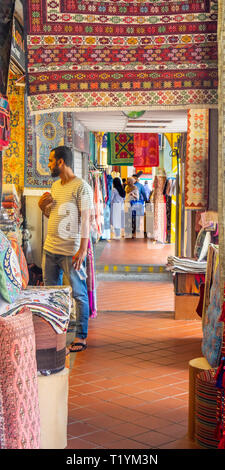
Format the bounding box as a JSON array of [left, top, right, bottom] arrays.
[[2, 75, 25, 191], [185, 109, 209, 210]]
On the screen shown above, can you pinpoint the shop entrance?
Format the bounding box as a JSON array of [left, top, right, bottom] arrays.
[[70, 110, 188, 316]]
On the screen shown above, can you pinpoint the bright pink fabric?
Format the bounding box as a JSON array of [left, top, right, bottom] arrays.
[[134, 133, 159, 167]]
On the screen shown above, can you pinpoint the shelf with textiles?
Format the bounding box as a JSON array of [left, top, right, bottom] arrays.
[[0, 183, 23, 245]]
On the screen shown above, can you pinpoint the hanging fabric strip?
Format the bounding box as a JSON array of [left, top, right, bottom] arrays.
[[134, 133, 159, 167], [185, 109, 209, 210]]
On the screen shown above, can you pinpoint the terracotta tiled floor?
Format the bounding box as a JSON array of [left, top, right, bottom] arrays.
[[97, 280, 174, 312], [96, 239, 175, 266], [67, 287, 202, 449]]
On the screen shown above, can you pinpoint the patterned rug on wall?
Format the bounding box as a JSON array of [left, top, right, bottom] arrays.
[[133, 133, 159, 167], [185, 108, 209, 210], [107, 133, 134, 166], [24, 107, 73, 188], [24, 0, 218, 114], [2, 75, 25, 191]]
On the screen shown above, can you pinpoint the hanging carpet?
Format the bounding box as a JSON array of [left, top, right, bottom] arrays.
[[25, 107, 73, 188], [133, 133, 159, 167], [107, 133, 134, 166], [185, 109, 209, 210], [2, 75, 25, 190], [24, 0, 218, 114]]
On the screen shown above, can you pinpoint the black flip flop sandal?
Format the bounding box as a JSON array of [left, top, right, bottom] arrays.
[[69, 342, 87, 353]]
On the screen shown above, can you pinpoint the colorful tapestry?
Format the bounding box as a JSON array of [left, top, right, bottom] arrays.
[[108, 133, 134, 166], [25, 106, 73, 188], [24, 0, 218, 114], [2, 76, 24, 190], [185, 109, 209, 209], [134, 133, 159, 167], [0, 307, 40, 449]]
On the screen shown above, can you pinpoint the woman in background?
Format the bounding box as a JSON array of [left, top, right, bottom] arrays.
[[125, 177, 139, 237], [125, 177, 139, 203], [110, 177, 125, 239]]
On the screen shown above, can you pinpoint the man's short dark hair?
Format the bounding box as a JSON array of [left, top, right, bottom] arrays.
[[52, 146, 73, 169]]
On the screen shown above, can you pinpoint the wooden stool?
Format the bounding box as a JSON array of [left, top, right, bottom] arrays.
[[188, 357, 211, 440], [38, 368, 69, 449]]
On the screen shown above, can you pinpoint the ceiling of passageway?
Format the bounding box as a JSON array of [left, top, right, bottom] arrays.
[[74, 110, 188, 134]]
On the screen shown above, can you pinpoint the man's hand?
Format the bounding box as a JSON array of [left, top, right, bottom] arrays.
[[72, 248, 87, 271], [38, 192, 54, 218]]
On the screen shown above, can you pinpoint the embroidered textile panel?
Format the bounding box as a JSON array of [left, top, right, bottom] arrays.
[[133, 133, 159, 167], [184, 109, 209, 210], [108, 133, 134, 166], [2, 76, 25, 190], [24, 105, 73, 188], [24, 0, 218, 113]]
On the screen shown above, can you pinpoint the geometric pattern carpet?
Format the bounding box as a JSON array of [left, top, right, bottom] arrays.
[[24, 0, 218, 114]]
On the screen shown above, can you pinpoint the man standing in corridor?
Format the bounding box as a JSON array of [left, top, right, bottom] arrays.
[[39, 145, 93, 353]]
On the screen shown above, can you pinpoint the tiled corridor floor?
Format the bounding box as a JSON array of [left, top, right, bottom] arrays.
[[97, 280, 174, 312], [67, 308, 202, 449], [96, 239, 175, 266]]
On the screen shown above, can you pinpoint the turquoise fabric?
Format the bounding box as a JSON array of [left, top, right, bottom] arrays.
[[0, 230, 22, 303], [89, 132, 95, 163]]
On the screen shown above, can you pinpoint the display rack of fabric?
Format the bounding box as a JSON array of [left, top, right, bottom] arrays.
[[0, 183, 23, 244]]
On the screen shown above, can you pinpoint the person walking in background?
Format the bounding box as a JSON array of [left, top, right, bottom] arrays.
[[125, 177, 139, 203], [144, 180, 151, 201], [110, 177, 125, 239], [124, 177, 139, 237], [133, 172, 148, 202], [38, 145, 93, 353]]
